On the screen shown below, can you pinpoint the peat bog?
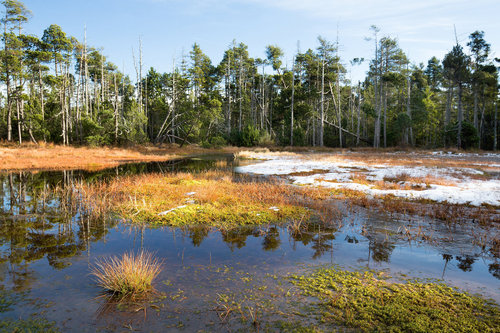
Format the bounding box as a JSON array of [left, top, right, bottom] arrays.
[[0, 153, 498, 332]]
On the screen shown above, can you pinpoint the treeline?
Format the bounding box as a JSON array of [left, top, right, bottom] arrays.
[[1, 1, 498, 149]]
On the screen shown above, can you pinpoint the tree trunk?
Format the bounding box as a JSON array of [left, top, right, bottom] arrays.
[[383, 83, 387, 148], [225, 56, 231, 135], [114, 73, 119, 143], [479, 93, 486, 149], [356, 82, 361, 146], [406, 74, 413, 146], [494, 100, 497, 151], [319, 58, 325, 147], [337, 67, 342, 148], [84, 28, 90, 117], [238, 55, 243, 132], [473, 86, 478, 130], [445, 81, 453, 128], [16, 99, 22, 144], [373, 34, 379, 148], [5, 22, 12, 142], [290, 57, 294, 146], [171, 59, 176, 143], [457, 83, 463, 149]]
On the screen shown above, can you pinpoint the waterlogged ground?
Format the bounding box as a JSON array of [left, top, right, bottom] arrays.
[[236, 150, 500, 206], [0, 153, 498, 331]]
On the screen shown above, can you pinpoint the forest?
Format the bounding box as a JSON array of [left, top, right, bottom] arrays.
[[1, 0, 498, 150]]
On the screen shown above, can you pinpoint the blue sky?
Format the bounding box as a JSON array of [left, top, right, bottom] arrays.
[[21, 0, 499, 82]]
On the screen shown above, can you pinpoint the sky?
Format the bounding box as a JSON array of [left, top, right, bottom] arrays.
[[20, 0, 500, 83]]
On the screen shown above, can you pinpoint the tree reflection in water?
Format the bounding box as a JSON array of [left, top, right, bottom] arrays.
[[0, 159, 498, 298], [0, 172, 113, 291], [456, 255, 477, 272]]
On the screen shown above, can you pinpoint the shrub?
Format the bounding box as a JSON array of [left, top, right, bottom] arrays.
[[230, 125, 268, 147], [258, 131, 274, 146], [445, 121, 479, 149], [85, 134, 110, 147], [201, 135, 227, 149]]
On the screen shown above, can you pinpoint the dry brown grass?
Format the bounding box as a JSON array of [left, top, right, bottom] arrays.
[[75, 170, 324, 227], [382, 173, 456, 188], [91, 250, 162, 298], [287, 169, 330, 177], [0, 143, 240, 171], [351, 172, 370, 186], [349, 173, 430, 191], [342, 189, 499, 226], [308, 150, 498, 171]]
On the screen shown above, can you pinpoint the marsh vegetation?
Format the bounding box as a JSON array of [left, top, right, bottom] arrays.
[[0, 151, 498, 332]]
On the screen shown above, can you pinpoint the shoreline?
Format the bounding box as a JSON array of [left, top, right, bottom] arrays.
[[0, 144, 239, 172]]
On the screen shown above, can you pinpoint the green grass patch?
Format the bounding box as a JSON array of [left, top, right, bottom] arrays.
[[289, 266, 500, 332]]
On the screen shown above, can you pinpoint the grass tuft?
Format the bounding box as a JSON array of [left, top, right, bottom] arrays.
[[91, 251, 162, 298]]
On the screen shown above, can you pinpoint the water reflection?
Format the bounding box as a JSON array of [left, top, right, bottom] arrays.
[[0, 161, 498, 281], [0, 172, 113, 292], [489, 262, 499, 279], [0, 155, 497, 331], [456, 255, 477, 272], [0, 155, 253, 286]]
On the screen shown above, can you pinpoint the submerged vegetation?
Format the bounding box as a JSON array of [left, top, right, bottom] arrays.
[[76, 170, 319, 227], [91, 251, 162, 299], [0, 317, 59, 333], [289, 266, 500, 332]]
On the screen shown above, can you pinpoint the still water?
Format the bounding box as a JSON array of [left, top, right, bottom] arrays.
[[0, 155, 497, 331]]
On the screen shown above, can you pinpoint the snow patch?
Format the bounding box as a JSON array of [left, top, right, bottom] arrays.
[[235, 154, 500, 207]]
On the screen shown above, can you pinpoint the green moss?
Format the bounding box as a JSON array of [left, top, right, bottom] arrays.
[[0, 317, 59, 333], [0, 291, 18, 313], [289, 266, 500, 333], [146, 204, 308, 227], [84, 171, 314, 227], [131, 203, 309, 227], [267, 321, 323, 332]]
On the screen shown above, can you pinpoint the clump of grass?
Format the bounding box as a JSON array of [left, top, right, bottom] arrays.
[[91, 251, 162, 299], [289, 266, 500, 332], [287, 169, 330, 177]]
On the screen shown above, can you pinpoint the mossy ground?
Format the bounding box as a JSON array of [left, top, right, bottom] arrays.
[[288, 266, 500, 333], [78, 170, 315, 227]]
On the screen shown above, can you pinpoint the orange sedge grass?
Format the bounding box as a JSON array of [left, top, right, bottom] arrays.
[[75, 170, 317, 227], [91, 251, 162, 298], [0, 143, 240, 171]]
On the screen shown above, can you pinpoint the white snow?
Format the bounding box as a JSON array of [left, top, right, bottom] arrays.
[[235, 153, 500, 207], [158, 205, 187, 216]]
